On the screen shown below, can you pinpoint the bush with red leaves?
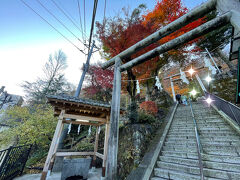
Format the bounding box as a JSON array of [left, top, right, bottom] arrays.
[[139, 101, 158, 116]]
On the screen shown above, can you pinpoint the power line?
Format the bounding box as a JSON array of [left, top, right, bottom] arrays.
[[19, 0, 85, 54], [77, 0, 84, 42], [49, 0, 87, 43], [88, 0, 98, 52], [35, 0, 86, 46]]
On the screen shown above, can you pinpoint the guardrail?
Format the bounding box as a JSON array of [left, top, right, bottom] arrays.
[[0, 144, 32, 180], [205, 91, 240, 126], [189, 98, 204, 180]]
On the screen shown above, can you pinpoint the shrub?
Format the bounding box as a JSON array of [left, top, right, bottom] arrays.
[[139, 101, 158, 116], [138, 110, 156, 124]]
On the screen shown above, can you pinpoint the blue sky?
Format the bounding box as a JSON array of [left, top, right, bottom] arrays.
[[0, 0, 206, 96]]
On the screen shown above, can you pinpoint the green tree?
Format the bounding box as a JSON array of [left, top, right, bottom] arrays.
[[0, 105, 57, 150]]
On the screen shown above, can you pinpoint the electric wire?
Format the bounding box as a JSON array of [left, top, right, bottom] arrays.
[[49, 0, 87, 42], [19, 0, 85, 54], [35, 0, 86, 46], [77, 0, 84, 42]]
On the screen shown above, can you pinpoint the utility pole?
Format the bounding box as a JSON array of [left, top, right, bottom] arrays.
[[75, 40, 95, 97]]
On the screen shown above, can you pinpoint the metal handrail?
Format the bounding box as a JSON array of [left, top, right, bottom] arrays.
[[205, 91, 240, 125], [189, 98, 204, 180]]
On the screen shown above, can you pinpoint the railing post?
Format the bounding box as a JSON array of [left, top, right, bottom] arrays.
[[20, 145, 32, 175], [236, 47, 240, 103], [106, 57, 122, 179]]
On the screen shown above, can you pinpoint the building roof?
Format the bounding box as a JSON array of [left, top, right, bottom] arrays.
[[46, 94, 115, 119], [47, 94, 111, 108]]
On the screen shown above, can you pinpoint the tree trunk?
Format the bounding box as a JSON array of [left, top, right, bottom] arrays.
[[216, 48, 237, 74], [126, 69, 138, 123]]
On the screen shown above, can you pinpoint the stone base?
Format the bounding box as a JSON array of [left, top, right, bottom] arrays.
[[61, 158, 91, 180]]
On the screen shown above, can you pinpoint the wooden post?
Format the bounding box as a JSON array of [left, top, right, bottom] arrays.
[[106, 57, 121, 179], [49, 119, 65, 171], [92, 126, 100, 168], [41, 110, 65, 180], [102, 116, 110, 177]]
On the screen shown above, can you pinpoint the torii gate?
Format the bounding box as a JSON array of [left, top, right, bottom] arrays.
[[102, 0, 240, 179]]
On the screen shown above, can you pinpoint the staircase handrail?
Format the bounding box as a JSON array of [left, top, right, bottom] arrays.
[[205, 91, 240, 125], [189, 99, 204, 180]]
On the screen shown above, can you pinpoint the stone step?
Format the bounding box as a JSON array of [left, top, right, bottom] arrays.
[[167, 132, 195, 136], [167, 133, 239, 139], [151, 177, 168, 180], [156, 161, 200, 175], [199, 133, 239, 137], [163, 144, 240, 155], [153, 168, 220, 180], [171, 122, 228, 128], [173, 119, 224, 123], [159, 156, 240, 172], [171, 121, 225, 126], [162, 145, 197, 153], [165, 140, 240, 147], [202, 146, 240, 156], [161, 150, 198, 159], [159, 156, 199, 167], [157, 161, 240, 179], [166, 135, 240, 142], [169, 127, 232, 131], [153, 168, 201, 180], [169, 129, 233, 134], [170, 124, 230, 130], [202, 154, 240, 164], [161, 151, 240, 164]]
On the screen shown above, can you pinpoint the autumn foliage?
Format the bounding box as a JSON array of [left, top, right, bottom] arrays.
[[143, 0, 205, 53], [95, 0, 206, 105], [139, 101, 158, 116], [83, 64, 114, 102]]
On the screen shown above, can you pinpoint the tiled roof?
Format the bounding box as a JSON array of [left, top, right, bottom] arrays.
[[47, 94, 111, 108]]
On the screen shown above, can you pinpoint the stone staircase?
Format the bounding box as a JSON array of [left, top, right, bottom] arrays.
[[151, 102, 240, 180]]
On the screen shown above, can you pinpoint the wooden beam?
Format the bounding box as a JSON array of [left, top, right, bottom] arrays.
[[41, 110, 65, 180], [63, 114, 106, 123], [62, 120, 104, 126], [101, 0, 217, 69], [55, 152, 94, 157], [54, 108, 108, 118], [119, 13, 231, 72], [96, 152, 104, 159]]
